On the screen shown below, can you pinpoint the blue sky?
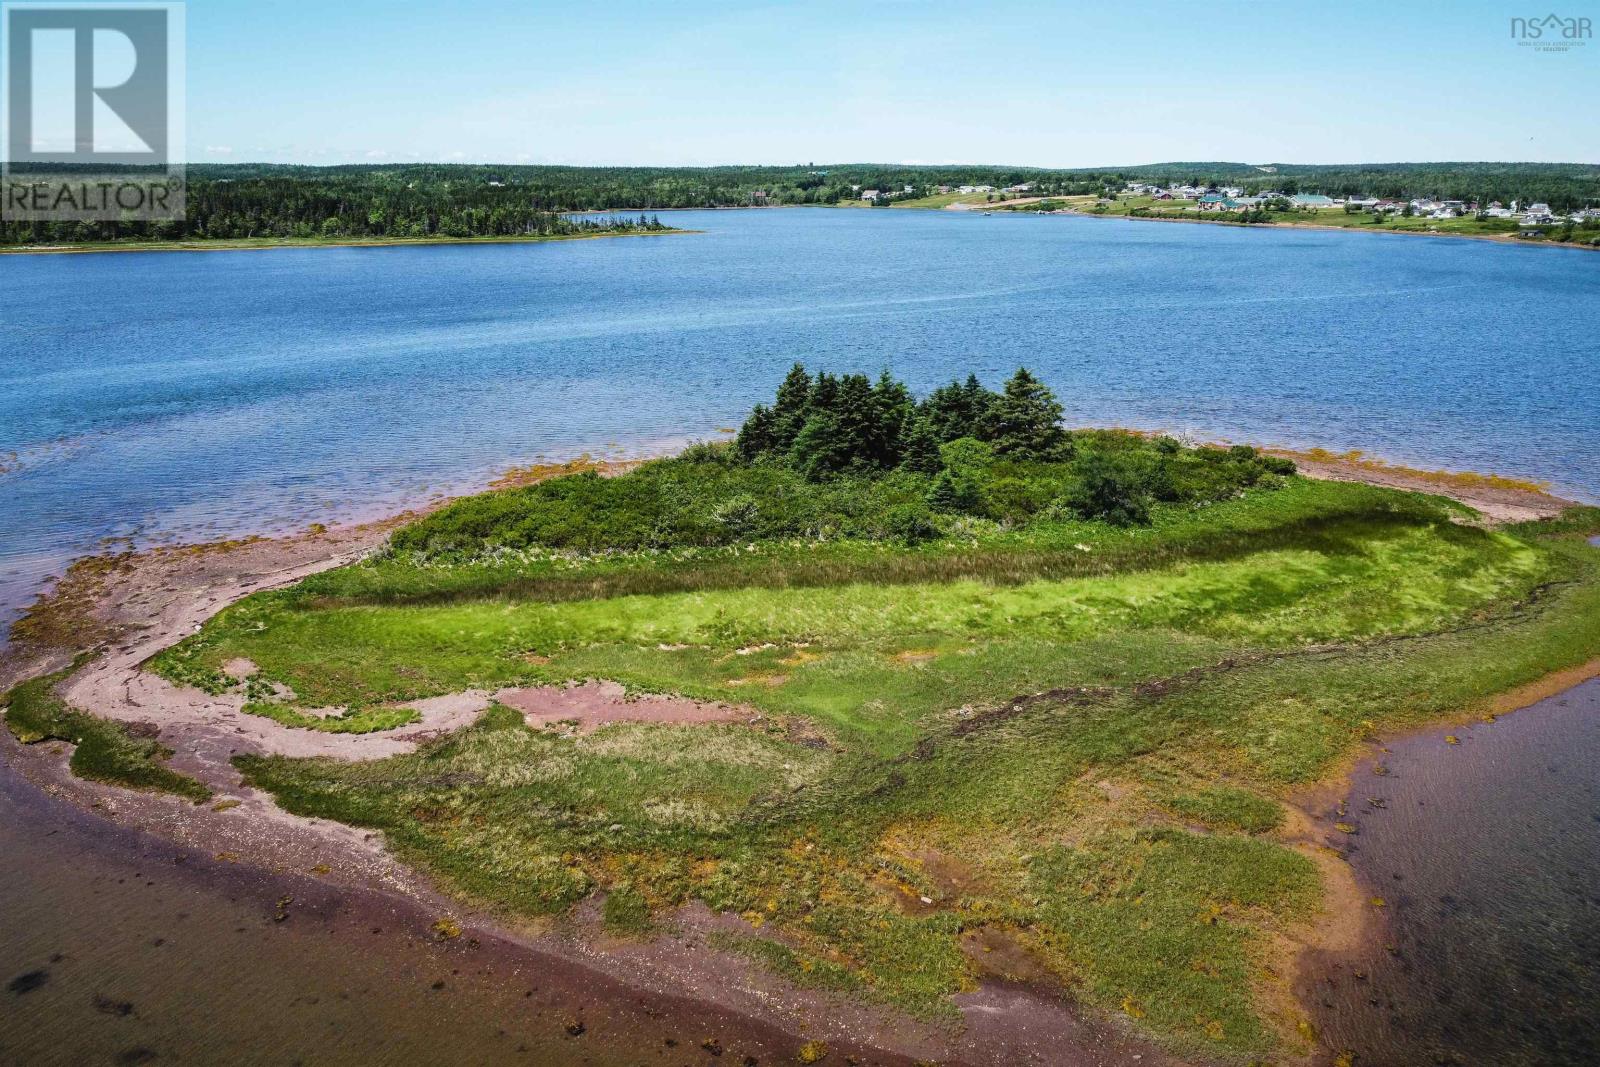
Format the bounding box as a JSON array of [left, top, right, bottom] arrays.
[[185, 0, 1599, 166]]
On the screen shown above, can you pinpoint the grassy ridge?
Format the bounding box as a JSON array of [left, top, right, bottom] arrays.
[[2, 666, 211, 802]]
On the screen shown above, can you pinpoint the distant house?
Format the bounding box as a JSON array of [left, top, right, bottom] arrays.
[[1005, 182, 1035, 193], [1374, 199, 1404, 213], [1346, 197, 1378, 208], [861, 189, 882, 201], [1153, 191, 1174, 200], [903, 184, 916, 194], [1289, 194, 1334, 208], [1526, 202, 1553, 217]]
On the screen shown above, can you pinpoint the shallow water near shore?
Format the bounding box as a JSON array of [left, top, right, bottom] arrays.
[[0, 749, 897, 1067], [1302, 676, 1600, 1066], [3, 208, 1599, 629]]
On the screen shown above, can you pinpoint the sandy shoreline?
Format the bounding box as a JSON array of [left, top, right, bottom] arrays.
[[0, 229, 689, 257], [0, 447, 1585, 1066]]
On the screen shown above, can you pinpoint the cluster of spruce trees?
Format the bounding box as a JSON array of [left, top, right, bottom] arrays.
[[735, 364, 1069, 480]]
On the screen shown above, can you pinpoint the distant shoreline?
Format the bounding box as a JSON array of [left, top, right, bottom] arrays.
[[1036, 204, 1600, 251], [0, 228, 689, 257]]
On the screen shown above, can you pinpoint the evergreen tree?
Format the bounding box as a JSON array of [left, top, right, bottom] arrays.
[[770, 363, 814, 451], [900, 416, 943, 473], [808, 371, 840, 415], [988, 367, 1067, 459], [926, 470, 959, 511], [921, 374, 998, 442], [789, 410, 854, 481], [832, 373, 880, 465], [869, 370, 914, 466], [735, 403, 777, 460]]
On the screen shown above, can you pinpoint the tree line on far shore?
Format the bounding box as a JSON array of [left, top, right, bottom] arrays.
[[7, 159, 1594, 246]]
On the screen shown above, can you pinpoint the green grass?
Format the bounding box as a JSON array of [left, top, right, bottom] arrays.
[[242, 701, 420, 734], [3, 665, 211, 802], [157, 482, 1546, 754], [202, 464, 1600, 1060]]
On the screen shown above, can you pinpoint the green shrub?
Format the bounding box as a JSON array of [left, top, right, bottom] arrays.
[[1067, 450, 1154, 526], [882, 504, 939, 545]]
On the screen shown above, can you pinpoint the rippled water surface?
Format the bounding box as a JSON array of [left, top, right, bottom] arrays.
[[0, 753, 858, 1067], [3, 210, 1598, 626], [1305, 676, 1600, 1066]]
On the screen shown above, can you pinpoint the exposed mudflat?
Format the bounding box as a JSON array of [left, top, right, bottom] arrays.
[[495, 680, 757, 733], [1279, 452, 1574, 524]]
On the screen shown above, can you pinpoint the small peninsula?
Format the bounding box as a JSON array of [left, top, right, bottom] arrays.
[[6, 366, 1598, 1065]]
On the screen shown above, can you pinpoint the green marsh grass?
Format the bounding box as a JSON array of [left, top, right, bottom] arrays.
[[3, 665, 210, 802], [199, 466, 1600, 1060]]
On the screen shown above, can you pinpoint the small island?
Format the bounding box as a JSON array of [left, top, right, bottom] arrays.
[[5, 366, 1599, 1063]]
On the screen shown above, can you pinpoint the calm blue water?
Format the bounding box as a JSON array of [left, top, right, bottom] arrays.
[[2, 209, 1598, 628]]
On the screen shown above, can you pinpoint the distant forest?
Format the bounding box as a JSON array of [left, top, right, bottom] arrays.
[[4, 161, 1597, 246]]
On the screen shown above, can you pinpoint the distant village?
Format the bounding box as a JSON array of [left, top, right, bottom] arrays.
[[1115, 182, 1599, 225], [846, 179, 1598, 228]]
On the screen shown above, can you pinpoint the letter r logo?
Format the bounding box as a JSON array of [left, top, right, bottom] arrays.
[[5, 5, 171, 165]]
